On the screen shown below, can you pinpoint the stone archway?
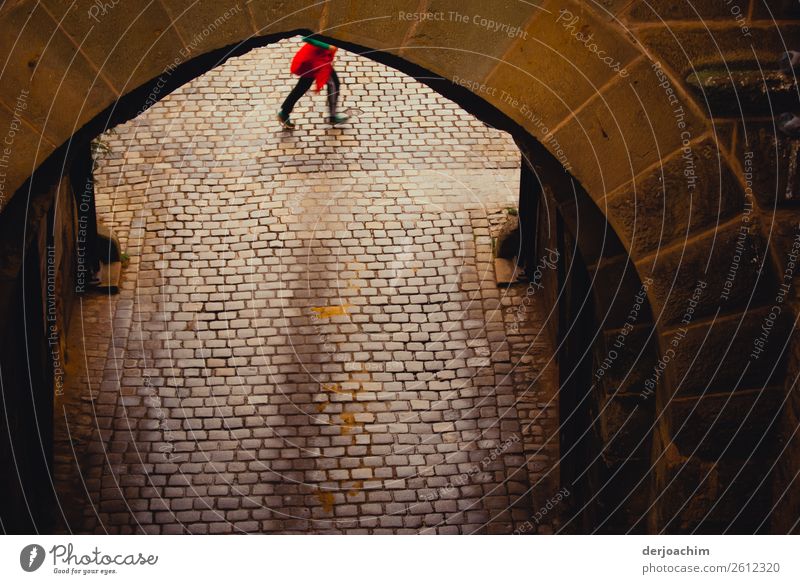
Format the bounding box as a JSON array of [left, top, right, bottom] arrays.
[[0, 0, 797, 533]]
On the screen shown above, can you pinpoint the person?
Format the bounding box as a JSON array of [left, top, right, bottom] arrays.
[[277, 36, 349, 129]]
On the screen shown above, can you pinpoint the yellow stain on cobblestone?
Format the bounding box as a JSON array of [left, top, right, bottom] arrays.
[[349, 382, 364, 400], [321, 381, 363, 400], [310, 304, 351, 318], [340, 412, 356, 434], [316, 490, 335, 514], [347, 480, 364, 497], [321, 382, 348, 396]]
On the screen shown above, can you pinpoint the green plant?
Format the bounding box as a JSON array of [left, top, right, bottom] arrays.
[[90, 128, 117, 170]]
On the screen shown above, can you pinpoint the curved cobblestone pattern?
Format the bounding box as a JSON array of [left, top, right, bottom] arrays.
[[55, 41, 560, 534]]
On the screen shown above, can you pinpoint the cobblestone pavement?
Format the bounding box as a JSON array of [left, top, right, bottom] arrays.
[[54, 39, 559, 534]]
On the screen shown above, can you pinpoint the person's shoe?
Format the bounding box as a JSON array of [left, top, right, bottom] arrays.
[[277, 110, 295, 130], [328, 113, 349, 125]]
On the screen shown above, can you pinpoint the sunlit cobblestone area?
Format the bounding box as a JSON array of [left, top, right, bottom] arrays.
[[54, 39, 559, 534]]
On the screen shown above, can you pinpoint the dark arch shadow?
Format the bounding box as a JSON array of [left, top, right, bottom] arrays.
[[0, 30, 663, 534]]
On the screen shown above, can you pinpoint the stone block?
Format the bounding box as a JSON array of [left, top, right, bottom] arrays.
[[606, 139, 743, 257]]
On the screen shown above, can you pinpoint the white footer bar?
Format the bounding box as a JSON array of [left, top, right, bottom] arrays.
[[1, 535, 796, 583]]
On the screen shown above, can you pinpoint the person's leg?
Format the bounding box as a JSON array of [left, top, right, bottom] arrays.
[[326, 70, 340, 117], [280, 76, 314, 117], [326, 70, 348, 124]]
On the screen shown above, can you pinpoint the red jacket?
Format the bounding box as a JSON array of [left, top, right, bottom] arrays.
[[290, 43, 337, 92]]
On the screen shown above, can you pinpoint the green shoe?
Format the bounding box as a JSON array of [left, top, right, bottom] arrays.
[[328, 113, 349, 125], [277, 110, 295, 130]]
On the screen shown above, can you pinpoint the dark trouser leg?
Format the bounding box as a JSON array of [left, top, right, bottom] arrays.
[[280, 76, 314, 115], [326, 70, 340, 117]]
